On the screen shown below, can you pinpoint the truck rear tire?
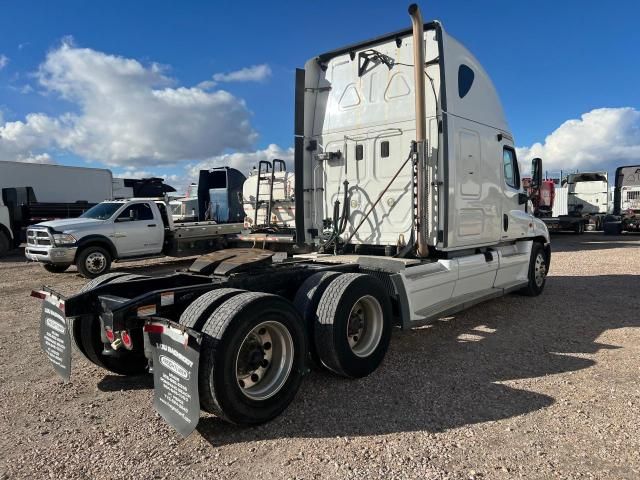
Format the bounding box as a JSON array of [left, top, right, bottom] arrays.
[[519, 242, 547, 297], [198, 292, 307, 425], [293, 271, 341, 366], [44, 264, 70, 273], [179, 288, 245, 330], [0, 230, 10, 257], [76, 245, 112, 278], [314, 273, 392, 379], [71, 273, 148, 375]]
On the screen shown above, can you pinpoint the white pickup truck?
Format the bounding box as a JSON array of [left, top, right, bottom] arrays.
[[25, 198, 242, 277]]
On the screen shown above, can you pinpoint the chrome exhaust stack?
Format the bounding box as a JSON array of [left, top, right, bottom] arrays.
[[408, 3, 429, 257]]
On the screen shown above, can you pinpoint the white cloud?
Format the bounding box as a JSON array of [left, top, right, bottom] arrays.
[[187, 143, 293, 179], [0, 42, 258, 167], [0, 55, 8, 70], [517, 107, 640, 175], [17, 153, 54, 164], [212, 64, 271, 83]]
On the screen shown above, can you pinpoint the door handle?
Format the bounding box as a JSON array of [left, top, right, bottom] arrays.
[[147, 224, 157, 227]]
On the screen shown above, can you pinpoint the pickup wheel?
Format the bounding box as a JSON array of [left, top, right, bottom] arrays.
[[70, 273, 148, 375], [76, 246, 112, 278], [179, 288, 245, 331], [0, 230, 10, 257], [519, 242, 548, 297], [198, 292, 307, 425], [43, 264, 70, 273], [293, 271, 341, 366], [314, 273, 392, 379]]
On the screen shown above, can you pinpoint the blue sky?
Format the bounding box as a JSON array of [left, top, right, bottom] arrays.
[[1, 0, 639, 186]]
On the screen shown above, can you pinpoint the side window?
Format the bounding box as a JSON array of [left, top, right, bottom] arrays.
[[117, 203, 154, 222], [458, 64, 475, 98], [503, 148, 520, 190]]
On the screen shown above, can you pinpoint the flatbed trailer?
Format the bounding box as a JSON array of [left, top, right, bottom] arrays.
[[33, 4, 551, 437]]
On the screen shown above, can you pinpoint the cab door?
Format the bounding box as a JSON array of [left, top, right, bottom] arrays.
[[112, 202, 163, 257], [500, 146, 529, 240]]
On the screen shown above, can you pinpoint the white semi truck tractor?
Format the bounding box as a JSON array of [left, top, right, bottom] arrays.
[[33, 4, 550, 436]]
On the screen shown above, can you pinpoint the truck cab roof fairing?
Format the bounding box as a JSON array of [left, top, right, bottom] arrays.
[[440, 30, 510, 134]]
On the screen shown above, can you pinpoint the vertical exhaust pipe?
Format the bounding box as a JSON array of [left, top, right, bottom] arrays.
[[408, 3, 429, 257]]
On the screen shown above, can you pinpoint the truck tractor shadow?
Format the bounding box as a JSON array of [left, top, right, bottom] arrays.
[[197, 273, 639, 447], [97, 374, 154, 392]]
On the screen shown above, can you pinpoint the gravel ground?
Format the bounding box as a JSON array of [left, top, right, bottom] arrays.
[[0, 233, 639, 479]]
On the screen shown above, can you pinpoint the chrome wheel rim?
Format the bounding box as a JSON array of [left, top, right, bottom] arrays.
[[534, 253, 546, 287], [85, 252, 107, 274], [235, 321, 294, 401], [347, 295, 384, 358]]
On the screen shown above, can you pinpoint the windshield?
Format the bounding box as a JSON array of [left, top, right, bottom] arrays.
[[80, 202, 122, 220]]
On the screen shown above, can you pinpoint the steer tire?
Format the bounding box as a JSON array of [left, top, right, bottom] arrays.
[[293, 271, 341, 367], [179, 288, 245, 331], [314, 273, 392, 379], [72, 272, 148, 375], [76, 246, 112, 279], [198, 292, 307, 425], [44, 264, 71, 273], [0, 231, 10, 257], [519, 242, 548, 297]]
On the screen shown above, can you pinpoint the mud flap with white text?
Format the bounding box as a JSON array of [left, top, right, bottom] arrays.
[[145, 320, 202, 437], [39, 294, 71, 382]]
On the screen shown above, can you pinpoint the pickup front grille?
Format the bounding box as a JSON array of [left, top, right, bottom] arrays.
[[26, 229, 53, 247]]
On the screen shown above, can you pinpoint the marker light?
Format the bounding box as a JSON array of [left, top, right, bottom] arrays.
[[121, 330, 133, 349]]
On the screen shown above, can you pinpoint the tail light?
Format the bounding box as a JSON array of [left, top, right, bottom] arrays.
[[121, 330, 133, 349], [105, 328, 115, 343]]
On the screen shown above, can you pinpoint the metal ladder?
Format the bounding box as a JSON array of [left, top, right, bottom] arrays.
[[253, 159, 287, 227]]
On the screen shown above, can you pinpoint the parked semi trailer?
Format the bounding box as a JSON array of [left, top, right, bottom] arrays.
[[33, 4, 551, 436], [603, 165, 640, 234]]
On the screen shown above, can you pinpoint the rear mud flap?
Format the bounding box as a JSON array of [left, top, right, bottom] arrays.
[[37, 290, 71, 382], [144, 320, 202, 437]]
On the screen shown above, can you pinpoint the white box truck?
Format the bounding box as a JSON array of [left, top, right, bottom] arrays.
[[33, 4, 550, 437], [0, 161, 113, 256]]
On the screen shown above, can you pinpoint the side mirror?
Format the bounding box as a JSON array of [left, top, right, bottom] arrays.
[[531, 157, 542, 189], [518, 192, 529, 205]]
